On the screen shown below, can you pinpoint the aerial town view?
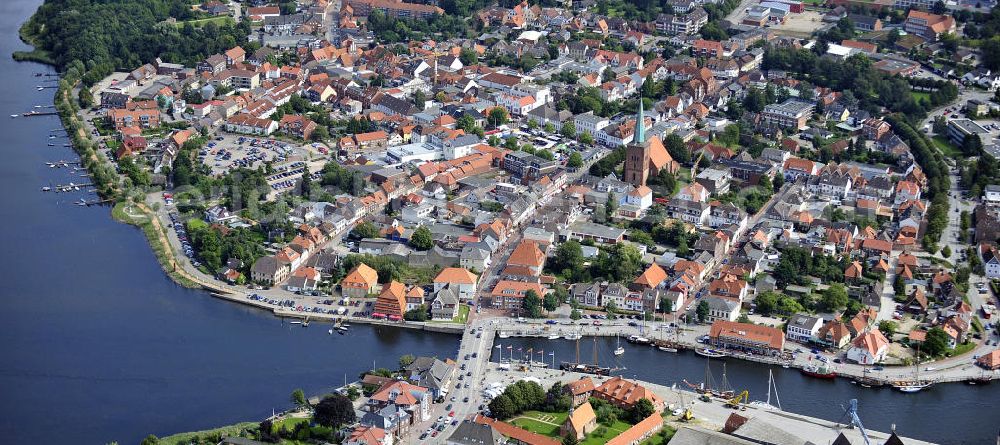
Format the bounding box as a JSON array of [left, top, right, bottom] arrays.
[[4, 0, 1000, 443]]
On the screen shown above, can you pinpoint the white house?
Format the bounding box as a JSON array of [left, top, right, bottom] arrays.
[[624, 185, 653, 210], [785, 314, 823, 343], [846, 330, 889, 365], [433, 267, 479, 301], [703, 296, 740, 323]]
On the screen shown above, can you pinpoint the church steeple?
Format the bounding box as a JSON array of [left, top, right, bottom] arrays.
[[635, 99, 645, 144]]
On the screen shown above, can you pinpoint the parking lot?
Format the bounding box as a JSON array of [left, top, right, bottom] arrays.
[[200, 134, 327, 177]]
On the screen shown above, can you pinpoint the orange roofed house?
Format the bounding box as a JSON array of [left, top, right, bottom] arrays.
[[433, 267, 479, 300], [374, 280, 407, 319], [708, 320, 785, 356], [592, 376, 664, 411], [366, 380, 432, 425], [108, 108, 160, 130], [563, 377, 595, 407], [491, 280, 545, 311], [904, 10, 955, 41], [507, 240, 546, 276], [560, 401, 597, 440], [342, 263, 380, 298]]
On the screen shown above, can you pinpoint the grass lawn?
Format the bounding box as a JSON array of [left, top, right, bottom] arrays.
[[801, 0, 825, 4], [187, 217, 209, 231], [950, 341, 976, 357], [174, 16, 235, 28], [454, 304, 470, 323], [581, 420, 633, 445], [932, 135, 962, 158], [911, 91, 931, 103], [510, 411, 569, 437], [158, 421, 259, 444], [511, 417, 562, 436], [429, 303, 471, 324], [640, 426, 676, 445]]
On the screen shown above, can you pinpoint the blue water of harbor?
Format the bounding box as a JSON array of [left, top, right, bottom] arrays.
[[0, 0, 997, 443]]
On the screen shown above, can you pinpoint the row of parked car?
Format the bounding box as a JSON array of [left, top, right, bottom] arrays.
[[167, 211, 201, 268]]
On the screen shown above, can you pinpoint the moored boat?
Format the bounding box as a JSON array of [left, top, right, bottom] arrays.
[[695, 348, 726, 358], [893, 381, 932, 393], [547, 334, 560, 340], [800, 363, 837, 379], [658, 346, 678, 352]]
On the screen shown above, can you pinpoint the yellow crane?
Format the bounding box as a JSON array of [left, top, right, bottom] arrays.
[[676, 387, 694, 422], [725, 390, 749, 410]]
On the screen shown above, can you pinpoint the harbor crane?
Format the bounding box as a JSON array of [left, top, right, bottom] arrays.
[[837, 399, 872, 445], [725, 390, 749, 410]]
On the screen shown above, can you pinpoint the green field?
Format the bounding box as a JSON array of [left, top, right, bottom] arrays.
[[932, 135, 962, 158], [174, 16, 235, 28], [581, 420, 633, 445], [911, 91, 931, 103], [510, 411, 569, 436]]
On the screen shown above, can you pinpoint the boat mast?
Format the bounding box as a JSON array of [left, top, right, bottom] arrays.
[[593, 337, 599, 367], [769, 370, 782, 410], [575, 337, 581, 364]]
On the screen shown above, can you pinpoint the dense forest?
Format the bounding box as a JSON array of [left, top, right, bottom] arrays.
[[19, 0, 251, 72]]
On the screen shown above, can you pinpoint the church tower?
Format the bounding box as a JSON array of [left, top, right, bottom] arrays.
[[623, 100, 650, 187]]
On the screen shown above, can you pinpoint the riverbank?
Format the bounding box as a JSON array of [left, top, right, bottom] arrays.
[[112, 201, 201, 288]]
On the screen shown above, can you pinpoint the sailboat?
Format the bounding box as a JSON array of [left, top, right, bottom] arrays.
[[560, 337, 613, 375], [614, 334, 625, 356], [892, 344, 932, 392], [657, 321, 680, 352], [751, 370, 782, 410]]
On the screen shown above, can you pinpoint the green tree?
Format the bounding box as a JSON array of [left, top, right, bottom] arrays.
[[941, 245, 952, 258], [78, 87, 94, 108], [664, 133, 691, 164], [878, 320, 898, 339], [140, 435, 159, 445], [696, 300, 710, 323], [629, 398, 656, 423], [290, 388, 307, 408], [413, 90, 426, 110], [399, 354, 416, 368], [352, 221, 380, 239], [544, 122, 556, 133], [923, 327, 950, 356], [893, 273, 906, 297], [523, 290, 544, 318], [570, 308, 582, 320], [821, 283, 850, 311], [561, 121, 576, 139], [543, 292, 560, 312], [409, 225, 434, 251], [567, 151, 583, 168], [562, 433, 579, 445], [488, 107, 509, 129], [489, 394, 516, 419], [579, 132, 594, 145], [404, 304, 429, 321], [313, 394, 356, 427]]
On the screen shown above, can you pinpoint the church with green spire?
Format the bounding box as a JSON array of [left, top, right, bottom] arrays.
[[623, 100, 679, 187]]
